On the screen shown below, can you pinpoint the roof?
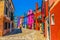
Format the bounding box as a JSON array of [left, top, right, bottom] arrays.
[[50, 0, 60, 11]]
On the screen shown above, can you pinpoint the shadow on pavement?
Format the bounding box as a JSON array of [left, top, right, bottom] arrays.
[[5, 28, 22, 36]]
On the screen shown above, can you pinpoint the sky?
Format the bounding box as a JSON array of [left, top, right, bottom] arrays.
[[12, 0, 42, 17]]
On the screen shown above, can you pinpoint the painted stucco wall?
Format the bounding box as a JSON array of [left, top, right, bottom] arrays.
[[27, 9, 34, 29], [49, 0, 56, 6], [50, 1, 60, 40], [0, 1, 4, 36]]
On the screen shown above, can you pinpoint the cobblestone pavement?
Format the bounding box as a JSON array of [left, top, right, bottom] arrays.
[[0, 28, 46, 40]]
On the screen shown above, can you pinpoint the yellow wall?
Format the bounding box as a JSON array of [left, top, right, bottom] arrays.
[[0, 1, 4, 36], [0, 1, 4, 16]]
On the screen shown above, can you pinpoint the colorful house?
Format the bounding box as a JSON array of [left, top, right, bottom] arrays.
[[44, 0, 60, 40], [44, 0, 49, 40], [18, 16, 24, 29], [0, 0, 14, 36], [49, 0, 60, 40], [14, 16, 18, 28], [27, 9, 34, 29], [23, 13, 27, 28], [41, 0, 46, 37], [17, 17, 20, 28], [34, 3, 41, 30]]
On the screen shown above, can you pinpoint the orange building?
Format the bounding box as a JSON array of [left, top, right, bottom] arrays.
[[34, 3, 41, 30], [44, 0, 49, 40], [49, 0, 60, 40], [44, 0, 60, 40], [0, 0, 14, 36]]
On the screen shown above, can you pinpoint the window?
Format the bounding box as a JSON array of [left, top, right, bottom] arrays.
[[9, 12, 11, 17], [10, 12, 13, 21], [5, 7, 8, 15], [8, 2, 11, 7], [4, 22, 7, 30], [12, 23, 13, 28], [6, 0, 8, 1], [6, 0, 8, 6], [51, 14, 55, 25], [0, 0, 4, 1], [37, 15, 42, 23], [8, 23, 10, 29]]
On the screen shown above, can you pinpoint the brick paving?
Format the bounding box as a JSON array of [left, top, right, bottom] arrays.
[[0, 28, 46, 40]]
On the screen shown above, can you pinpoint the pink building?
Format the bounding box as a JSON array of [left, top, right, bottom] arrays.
[[27, 9, 34, 29]]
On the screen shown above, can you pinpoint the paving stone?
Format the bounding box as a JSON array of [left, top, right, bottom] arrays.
[[0, 28, 45, 40]]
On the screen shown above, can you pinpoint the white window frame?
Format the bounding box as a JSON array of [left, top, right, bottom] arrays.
[[51, 14, 55, 25]]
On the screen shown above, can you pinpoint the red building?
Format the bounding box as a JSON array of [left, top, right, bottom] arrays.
[[44, 0, 60, 40], [50, 0, 60, 40]]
